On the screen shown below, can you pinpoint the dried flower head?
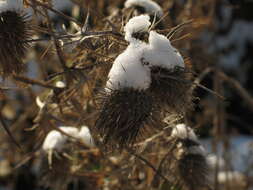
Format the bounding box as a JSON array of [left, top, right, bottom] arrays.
[[124, 14, 151, 42], [177, 153, 210, 190], [95, 88, 161, 149], [150, 66, 193, 115], [0, 9, 32, 76], [143, 31, 194, 115], [95, 30, 162, 149], [171, 124, 211, 190]]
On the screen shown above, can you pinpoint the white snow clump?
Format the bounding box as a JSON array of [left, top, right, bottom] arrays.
[[124, 14, 151, 42], [55, 81, 66, 88], [106, 41, 151, 90], [107, 15, 184, 90], [42, 126, 95, 153], [124, 0, 163, 18], [172, 123, 206, 156], [171, 123, 198, 141], [143, 31, 185, 69], [42, 126, 95, 167], [35, 81, 66, 109]]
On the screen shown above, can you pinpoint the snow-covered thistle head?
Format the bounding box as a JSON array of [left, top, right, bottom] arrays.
[[0, 3, 32, 76], [170, 124, 211, 190], [95, 27, 161, 149], [143, 31, 193, 115], [124, 15, 151, 42], [106, 41, 151, 91], [144, 31, 185, 69], [95, 15, 195, 148]]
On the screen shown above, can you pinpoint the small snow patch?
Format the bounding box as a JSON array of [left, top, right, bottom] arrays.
[[42, 126, 95, 152], [171, 123, 197, 141], [106, 42, 151, 90], [124, 0, 163, 18]]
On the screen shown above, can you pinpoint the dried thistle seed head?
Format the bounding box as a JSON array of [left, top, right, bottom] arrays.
[[136, 31, 193, 115], [177, 153, 211, 190], [0, 10, 32, 76], [124, 15, 151, 42], [150, 66, 193, 115], [95, 88, 160, 149], [169, 124, 211, 190]]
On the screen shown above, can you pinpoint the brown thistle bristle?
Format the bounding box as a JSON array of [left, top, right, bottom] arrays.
[[95, 88, 161, 149], [177, 153, 211, 190], [0, 10, 32, 76], [131, 31, 149, 42], [150, 66, 193, 115]]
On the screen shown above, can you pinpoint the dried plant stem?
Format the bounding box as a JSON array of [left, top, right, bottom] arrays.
[[47, 61, 109, 79], [13, 75, 57, 89], [167, 20, 194, 39], [194, 68, 253, 112], [127, 149, 171, 184], [29, 0, 81, 25], [219, 71, 253, 112], [43, 8, 68, 73], [159, 74, 225, 100], [212, 68, 227, 190]]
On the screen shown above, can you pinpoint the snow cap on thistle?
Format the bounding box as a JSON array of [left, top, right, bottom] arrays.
[[171, 123, 206, 156], [124, 0, 163, 18], [96, 43, 156, 148], [0, 1, 32, 76], [142, 30, 192, 115], [143, 31, 185, 69], [124, 14, 151, 42], [107, 15, 153, 91], [106, 41, 151, 91]]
